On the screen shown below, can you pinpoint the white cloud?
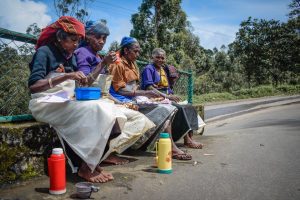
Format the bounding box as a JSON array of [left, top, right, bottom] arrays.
[[194, 24, 238, 49], [88, 6, 133, 51], [184, 0, 290, 50], [190, 18, 239, 50], [104, 19, 132, 50], [0, 0, 52, 33]]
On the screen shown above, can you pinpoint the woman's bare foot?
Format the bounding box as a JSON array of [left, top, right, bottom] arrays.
[[102, 154, 129, 165], [184, 132, 203, 149], [172, 148, 192, 160], [184, 140, 203, 149], [95, 166, 114, 181], [162, 119, 192, 160], [172, 143, 192, 160], [78, 162, 113, 183]]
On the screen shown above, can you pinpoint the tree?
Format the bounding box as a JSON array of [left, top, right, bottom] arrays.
[[287, 0, 300, 83], [0, 46, 31, 116], [287, 0, 300, 20], [108, 41, 120, 52], [53, 0, 94, 22], [231, 14, 300, 87], [130, 0, 209, 78], [26, 23, 41, 36]]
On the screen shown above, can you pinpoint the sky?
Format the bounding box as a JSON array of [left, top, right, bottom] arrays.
[[0, 0, 292, 50]]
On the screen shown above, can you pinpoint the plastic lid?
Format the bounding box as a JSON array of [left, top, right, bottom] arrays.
[[75, 87, 101, 91], [160, 133, 170, 138], [52, 148, 63, 155]]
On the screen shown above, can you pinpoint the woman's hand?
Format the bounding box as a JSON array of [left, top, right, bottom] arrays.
[[143, 90, 161, 98], [167, 94, 181, 102], [123, 103, 139, 111], [102, 51, 117, 66], [66, 71, 87, 85]]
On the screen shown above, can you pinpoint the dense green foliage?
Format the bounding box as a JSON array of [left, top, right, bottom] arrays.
[[231, 17, 300, 87], [0, 46, 32, 116], [130, 0, 209, 75], [193, 84, 300, 104], [0, 0, 299, 116], [53, 0, 94, 22], [131, 0, 300, 94]]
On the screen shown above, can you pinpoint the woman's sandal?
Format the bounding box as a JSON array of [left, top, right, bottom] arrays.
[[184, 142, 203, 149], [172, 153, 192, 160]]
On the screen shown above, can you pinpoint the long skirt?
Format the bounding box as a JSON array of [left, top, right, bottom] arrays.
[[131, 104, 177, 151], [171, 103, 200, 141], [29, 76, 154, 172]]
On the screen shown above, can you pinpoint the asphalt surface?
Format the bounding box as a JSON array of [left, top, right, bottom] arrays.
[[1, 98, 300, 200], [205, 95, 300, 121]]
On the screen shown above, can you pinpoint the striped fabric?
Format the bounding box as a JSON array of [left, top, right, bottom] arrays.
[[36, 16, 85, 49]]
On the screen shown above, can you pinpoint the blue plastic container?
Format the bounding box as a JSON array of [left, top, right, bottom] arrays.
[[75, 87, 101, 100]]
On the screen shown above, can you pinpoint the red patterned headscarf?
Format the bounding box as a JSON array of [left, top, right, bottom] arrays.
[[36, 16, 85, 49]]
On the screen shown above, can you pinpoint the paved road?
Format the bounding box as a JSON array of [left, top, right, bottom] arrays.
[[1, 101, 300, 200], [205, 95, 300, 121]]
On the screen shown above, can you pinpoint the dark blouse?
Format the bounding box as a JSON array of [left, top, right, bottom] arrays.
[[28, 44, 77, 86]]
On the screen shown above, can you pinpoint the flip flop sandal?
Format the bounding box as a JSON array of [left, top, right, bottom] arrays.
[[172, 153, 192, 160], [184, 143, 203, 149], [182, 149, 188, 153]]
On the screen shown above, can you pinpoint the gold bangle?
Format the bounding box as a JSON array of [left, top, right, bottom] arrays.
[[48, 78, 53, 88]]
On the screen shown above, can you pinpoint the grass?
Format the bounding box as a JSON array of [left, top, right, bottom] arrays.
[[193, 84, 300, 104]]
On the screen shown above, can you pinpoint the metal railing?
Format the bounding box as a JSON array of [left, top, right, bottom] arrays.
[[0, 28, 36, 122], [0, 27, 193, 122]]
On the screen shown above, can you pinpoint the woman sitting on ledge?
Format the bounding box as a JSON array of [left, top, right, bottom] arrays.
[[75, 21, 155, 165], [28, 17, 154, 183], [141, 48, 205, 149], [109, 36, 192, 160]]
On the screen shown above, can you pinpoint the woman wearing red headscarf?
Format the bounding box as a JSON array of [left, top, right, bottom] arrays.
[[28, 16, 119, 183], [29, 16, 87, 91]]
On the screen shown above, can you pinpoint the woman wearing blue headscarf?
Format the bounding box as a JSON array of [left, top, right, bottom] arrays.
[[75, 21, 116, 81], [109, 36, 192, 160], [75, 22, 155, 166]]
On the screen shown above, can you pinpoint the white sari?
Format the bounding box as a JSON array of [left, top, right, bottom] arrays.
[[29, 73, 154, 172]]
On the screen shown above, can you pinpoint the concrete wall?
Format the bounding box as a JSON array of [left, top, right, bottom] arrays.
[[0, 104, 204, 185], [0, 121, 60, 185]]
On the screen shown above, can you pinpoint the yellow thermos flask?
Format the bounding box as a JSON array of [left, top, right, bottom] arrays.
[[156, 133, 172, 174]]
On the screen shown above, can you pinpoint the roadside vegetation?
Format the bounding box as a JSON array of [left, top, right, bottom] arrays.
[[0, 0, 299, 116], [193, 84, 300, 104]]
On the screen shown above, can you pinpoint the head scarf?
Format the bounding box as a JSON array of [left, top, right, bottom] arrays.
[[85, 20, 110, 36], [36, 16, 85, 49], [120, 36, 137, 47], [79, 20, 110, 48]]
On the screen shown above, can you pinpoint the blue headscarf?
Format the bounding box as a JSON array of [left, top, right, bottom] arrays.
[[120, 36, 137, 47], [80, 20, 110, 47], [85, 20, 110, 36]]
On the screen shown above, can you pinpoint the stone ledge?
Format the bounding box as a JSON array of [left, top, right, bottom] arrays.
[[193, 104, 205, 119], [0, 121, 60, 185], [193, 104, 205, 135], [0, 104, 205, 185]]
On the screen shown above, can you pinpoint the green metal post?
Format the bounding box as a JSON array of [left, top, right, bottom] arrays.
[[0, 28, 37, 44], [188, 69, 193, 104], [0, 114, 34, 123]]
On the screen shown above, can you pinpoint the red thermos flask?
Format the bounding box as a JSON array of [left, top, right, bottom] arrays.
[[48, 148, 66, 194]]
